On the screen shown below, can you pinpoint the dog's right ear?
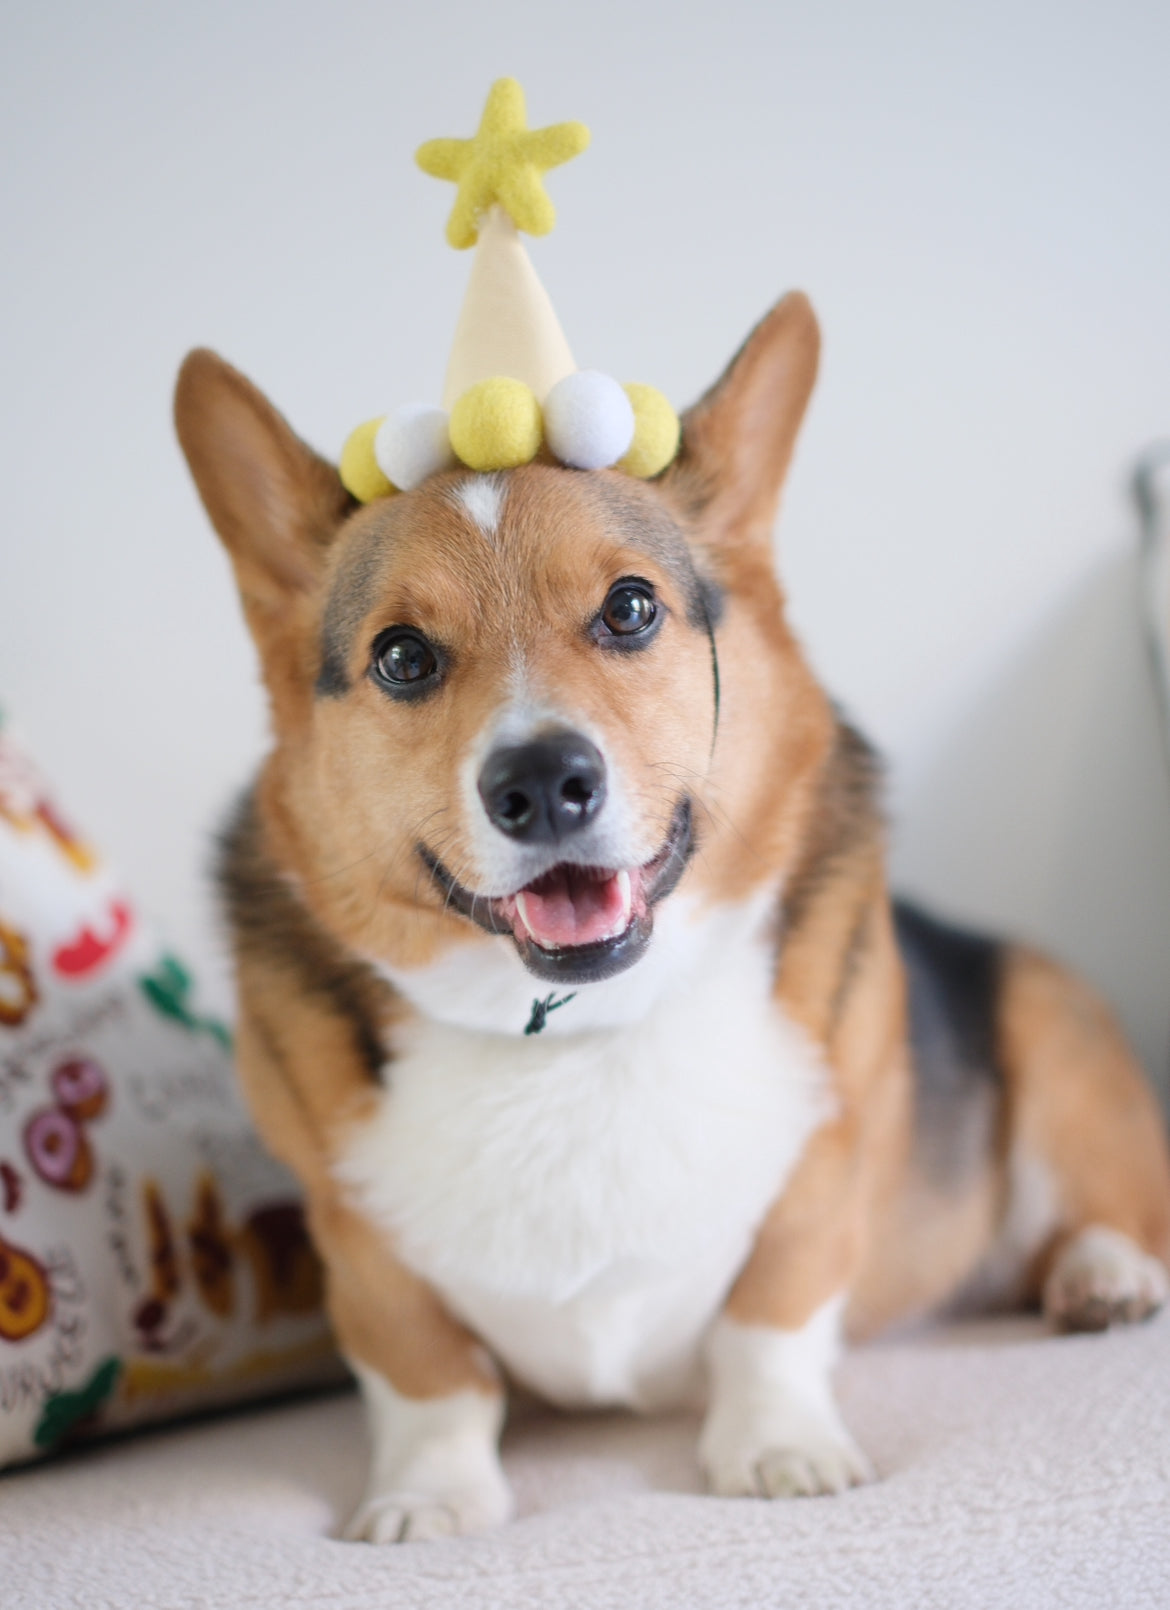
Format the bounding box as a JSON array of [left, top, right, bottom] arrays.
[[174, 349, 351, 616]]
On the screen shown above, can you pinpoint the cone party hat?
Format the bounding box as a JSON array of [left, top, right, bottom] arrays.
[[339, 79, 680, 503], [439, 206, 576, 411]]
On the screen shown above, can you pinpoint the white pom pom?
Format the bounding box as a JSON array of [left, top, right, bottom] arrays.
[[374, 404, 455, 491], [543, 371, 635, 471]]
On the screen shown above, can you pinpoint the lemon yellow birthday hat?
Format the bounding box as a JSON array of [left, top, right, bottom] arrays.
[[340, 79, 681, 502]]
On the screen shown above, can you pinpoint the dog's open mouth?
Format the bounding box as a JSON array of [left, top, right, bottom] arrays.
[[420, 798, 693, 985], [507, 864, 637, 951]]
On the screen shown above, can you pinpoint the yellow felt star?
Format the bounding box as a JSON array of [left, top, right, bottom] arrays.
[[416, 78, 590, 250]]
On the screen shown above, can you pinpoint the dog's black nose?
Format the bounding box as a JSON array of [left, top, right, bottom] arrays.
[[478, 731, 607, 844]]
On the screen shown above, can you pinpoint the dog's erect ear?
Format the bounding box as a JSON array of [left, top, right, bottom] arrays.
[[671, 292, 820, 544], [174, 349, 350, 612]]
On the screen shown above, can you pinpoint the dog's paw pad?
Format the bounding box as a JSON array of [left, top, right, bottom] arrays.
[[1044, 1226, 1169, 1333], [702, 1421, 874, 1500], [343, 1478, 511, 1545]]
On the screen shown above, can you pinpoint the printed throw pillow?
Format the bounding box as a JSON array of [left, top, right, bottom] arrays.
[[0, 711, 341, 1468]]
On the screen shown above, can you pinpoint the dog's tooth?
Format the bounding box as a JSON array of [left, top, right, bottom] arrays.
[[515, 891, 533, 939], [596, 870, 633, 942]]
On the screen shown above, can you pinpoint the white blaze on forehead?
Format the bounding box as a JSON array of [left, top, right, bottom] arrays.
[[454, 474, 507, 538]]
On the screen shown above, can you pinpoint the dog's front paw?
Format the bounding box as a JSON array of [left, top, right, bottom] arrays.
[[346, 1366, 512, 1544], [699, 1404, 874, 1499], [344, 1483, 511, 1544], [1044, 1226, 1169, 1333], [344, 1468, 513, 1544]]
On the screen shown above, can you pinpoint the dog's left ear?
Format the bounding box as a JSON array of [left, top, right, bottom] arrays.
[[669, 292, 820, 545]]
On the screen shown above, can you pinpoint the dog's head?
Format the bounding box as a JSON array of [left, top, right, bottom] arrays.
[[176, 296, 832, 1008]]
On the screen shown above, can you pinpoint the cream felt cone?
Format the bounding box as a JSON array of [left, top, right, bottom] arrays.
[[441, 206, 576, 410]]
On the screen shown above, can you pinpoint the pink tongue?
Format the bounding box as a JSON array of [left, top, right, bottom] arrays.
[[516, 869, 628, 950]]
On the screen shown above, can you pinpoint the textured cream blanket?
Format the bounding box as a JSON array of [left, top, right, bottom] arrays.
[[4, 1314, 1170, 1609]]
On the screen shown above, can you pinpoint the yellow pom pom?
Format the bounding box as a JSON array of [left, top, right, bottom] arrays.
[[619, 385, 680, 479], [449, 378, 543, 472], [340, 418, 395, 503]]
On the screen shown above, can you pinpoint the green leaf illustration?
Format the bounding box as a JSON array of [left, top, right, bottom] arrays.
[[33, 1356, 122, 1450], [138, 953, 232, 1050]]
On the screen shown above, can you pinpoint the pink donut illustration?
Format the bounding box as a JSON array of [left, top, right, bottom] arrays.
[[51, 1057, 109, 1121], [23, 1107, 93, 1193]]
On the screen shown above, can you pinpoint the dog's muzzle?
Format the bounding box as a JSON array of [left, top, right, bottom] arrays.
[[419, 796, 695, 986]]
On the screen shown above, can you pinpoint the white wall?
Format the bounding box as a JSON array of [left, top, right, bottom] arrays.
[[2, 1, 1168, 1087]]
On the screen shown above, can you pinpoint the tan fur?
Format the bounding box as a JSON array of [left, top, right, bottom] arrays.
[[999, 948, 1170, 1281], [228, 884, 496, 1401], [175, 290, 1170, 1424]]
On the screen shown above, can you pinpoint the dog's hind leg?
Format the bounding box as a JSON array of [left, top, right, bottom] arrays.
[[995, 948, 1170, 1332]]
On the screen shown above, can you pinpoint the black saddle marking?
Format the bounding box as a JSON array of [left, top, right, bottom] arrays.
[[893, 899, 1006, 1188]]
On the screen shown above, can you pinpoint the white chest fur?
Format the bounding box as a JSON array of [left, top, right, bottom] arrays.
[[336, 896, 832, 1411]]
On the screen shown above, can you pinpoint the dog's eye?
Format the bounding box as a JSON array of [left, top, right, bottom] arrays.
[[598, 581, 659, 642], [370, 629, 441, 696]]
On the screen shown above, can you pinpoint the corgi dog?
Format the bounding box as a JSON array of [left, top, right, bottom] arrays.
[[175, 293, 1170, 1543]]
